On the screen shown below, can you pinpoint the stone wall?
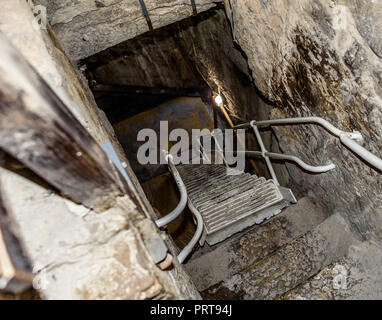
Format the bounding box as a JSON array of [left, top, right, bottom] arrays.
[[226, 0, 382, 241], [33, 0, 221, 60], [85, 6, 290, 182], [0, 0, 200, 299], [85, 7, 268, 122]]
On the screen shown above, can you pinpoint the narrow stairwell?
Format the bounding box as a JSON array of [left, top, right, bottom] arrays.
[[172, 162, 365, 299], [95, 83, 377, 300]]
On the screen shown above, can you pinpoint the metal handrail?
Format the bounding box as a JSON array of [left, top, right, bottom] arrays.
[[250, 122, 279, 184], [233, 117, 382, 172], [155, 154, 188, 228], [244, 151, 335, 173], [223, 150, 335, 173], [155, 153, 204, 263], [177, 200, 203, 264], [233, 117, 359, 138]]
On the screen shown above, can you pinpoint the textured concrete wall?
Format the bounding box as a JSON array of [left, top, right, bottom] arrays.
[[226, 0, 382, 241], [33, 0, 221, 60]]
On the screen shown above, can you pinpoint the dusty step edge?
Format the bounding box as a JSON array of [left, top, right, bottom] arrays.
[[279, 240, 382, 300], [184, 196, 331, 292], [200, 212, 360, 300]]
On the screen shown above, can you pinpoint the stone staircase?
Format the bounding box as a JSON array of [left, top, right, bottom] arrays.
[[177, 164, 293, 246], [280, 240, 382, 300], [173, 164, 380, 300], [185, 205, 361, 300]]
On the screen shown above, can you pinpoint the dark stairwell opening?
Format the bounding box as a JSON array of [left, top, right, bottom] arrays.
[[81, 5, 302, 299]]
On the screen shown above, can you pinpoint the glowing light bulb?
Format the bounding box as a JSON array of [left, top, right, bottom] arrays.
[[214, 95, 223, 106]]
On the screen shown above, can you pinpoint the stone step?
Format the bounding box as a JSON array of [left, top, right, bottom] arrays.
[[197, 212, 359, 299], [192, 176, 262, 208], [280, 240, 382, 300], [184, 197, 329, 292], [188, 174, 252, 201], [178, 164, 289, 245]]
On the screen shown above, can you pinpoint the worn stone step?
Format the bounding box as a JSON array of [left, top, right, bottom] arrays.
[[178, 163, 293, 246], [195, 177, 266, 211], [280, 240, 382, 300], [192, 175, 262, 207], [184, 197, 330, 292], [199, 213, 359, 300], [185, 172, 230, 192], [188, 174, 252, 202], [178, 164, 225, 180]]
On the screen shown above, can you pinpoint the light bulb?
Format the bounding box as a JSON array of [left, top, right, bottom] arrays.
[[214, 95, 223, 106]]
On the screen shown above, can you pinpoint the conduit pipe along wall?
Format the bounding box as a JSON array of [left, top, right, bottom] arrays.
[[234, 117, 382, 172]]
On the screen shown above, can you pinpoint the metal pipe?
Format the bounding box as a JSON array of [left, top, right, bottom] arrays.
[[155, 154, 188, 228], [233, 117, 346, 137], [340, 134, 382, 172], [250, 121, 279, 185], [138, 0, 153, 32], [177, 200, 204, 264], [234, 117, 382, 172], [190, 0, 197, 16], [245, 151, 336, 173], [217, 101, 260, 175]]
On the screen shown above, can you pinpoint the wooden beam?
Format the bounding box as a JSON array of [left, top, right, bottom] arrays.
[[0, 183, 34, 293], [0, 34, 127, 210], [93, 84, 200, 97]]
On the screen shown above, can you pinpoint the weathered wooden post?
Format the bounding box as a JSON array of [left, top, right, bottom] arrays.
[[0, 34, 128, 211], [0, 183, 34, 293]]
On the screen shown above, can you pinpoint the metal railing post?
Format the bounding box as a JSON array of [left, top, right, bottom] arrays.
[[155, 153, 188, 228], [233, 117, 382, 173], [250, 121, 279, 185]]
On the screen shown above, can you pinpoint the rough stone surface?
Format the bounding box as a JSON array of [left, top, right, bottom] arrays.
[[0, 0, 124, 161], [281, 240, 382, 300], [0, 167, 156, 299], [0, 0, 200, 299], [184, 196, 329, 291], [228, 0, 382, 242], [85, 7, 269, 125], [33, 0, 221, 60], [85, 7, 288, 179], [0, 161, 200, 299], [201, 213, 359, 300]]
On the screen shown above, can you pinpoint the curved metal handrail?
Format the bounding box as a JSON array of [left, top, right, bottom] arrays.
[[154, 153, 204, 263], [177, 200, 204, 264], [155, 154, 188, 228], [224, 150, 335, 173], [233, 117, 382, 172], [233, 117, 358, 138], [245, 151, 335, 173]]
